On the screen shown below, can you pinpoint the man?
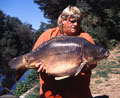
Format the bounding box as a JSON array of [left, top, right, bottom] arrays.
[[33, 5, 97, 98]]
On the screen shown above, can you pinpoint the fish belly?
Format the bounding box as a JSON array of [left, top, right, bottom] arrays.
[[42, 50, 82, 77]]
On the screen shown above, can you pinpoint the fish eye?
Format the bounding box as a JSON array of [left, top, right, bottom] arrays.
[[26, 59, 29, 62]]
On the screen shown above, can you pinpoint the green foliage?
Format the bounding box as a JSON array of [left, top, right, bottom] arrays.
[[0, 10, 37, 95], [13, 69, 39, 97], [107, 39, 117, 49], [96, 71, 110, 79], [14, 81, 29, 96], [77, 1, 109, 47], [34, 0, 120, 49], [0, 0, 120, 96], [0, 81, 2, 86], [34, 0, 77, 20], [92, 60, 120, 80], [87, 0, 120, 42], [0, 10, 35, 75], [95, 80, 102, 84], [33, 85, 40, 92], [34, 22, 47, 42], [27, 69, 39, 84], [34, 0, 78, 28], [26, 93, 40, 98], [26, 84, 40, 98]]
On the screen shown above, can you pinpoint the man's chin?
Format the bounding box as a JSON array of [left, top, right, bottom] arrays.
[[69, 31, 77, 35]]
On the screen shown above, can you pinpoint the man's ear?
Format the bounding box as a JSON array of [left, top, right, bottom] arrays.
[[62, 18, 70, 25], [61, 19, 65, 25]]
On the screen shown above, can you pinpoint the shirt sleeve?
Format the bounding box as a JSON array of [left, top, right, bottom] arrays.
[[32, 29, 52, 50], [79, 32, 95, 44], [32, 27, 60, 50]]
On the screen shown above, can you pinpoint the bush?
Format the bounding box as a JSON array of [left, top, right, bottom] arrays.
[[13, 69, 39, 97]]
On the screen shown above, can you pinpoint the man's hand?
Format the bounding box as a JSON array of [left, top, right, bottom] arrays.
[[85, 63, 97, 71], [34, 62, 46, 73]]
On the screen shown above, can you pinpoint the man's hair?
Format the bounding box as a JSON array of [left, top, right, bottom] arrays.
[[57, 5, 83, 27]]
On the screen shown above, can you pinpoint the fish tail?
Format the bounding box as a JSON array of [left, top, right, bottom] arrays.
[[15, 67, 28, 81], [8, 55, 25, 70]]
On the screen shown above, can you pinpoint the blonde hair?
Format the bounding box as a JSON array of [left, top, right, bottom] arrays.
[[57, 5, 83, 27]]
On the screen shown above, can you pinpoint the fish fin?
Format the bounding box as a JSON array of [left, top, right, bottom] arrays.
[[8, 55, 25, 70], [55, 75, 70, 80], [75, 63, 85, 76], [15, 67, 28, 81]]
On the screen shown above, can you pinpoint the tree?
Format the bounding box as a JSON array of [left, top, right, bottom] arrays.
[[0, 10, 34, 75], [86, 0, 120, 42], [15, 23, 34, 54], [0, 10, 5, 39], [0, 10, 36, 93], [34, 0, 120, 48], [34, 0, 77, 25]]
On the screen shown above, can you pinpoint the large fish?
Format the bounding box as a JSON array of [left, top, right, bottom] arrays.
[[8, 36, 109, 80]]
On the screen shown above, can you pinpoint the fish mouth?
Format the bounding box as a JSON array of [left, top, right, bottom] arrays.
[[92, 50, 110, 62], [96, 52, 110, 61], [99, 50, 110, 60]]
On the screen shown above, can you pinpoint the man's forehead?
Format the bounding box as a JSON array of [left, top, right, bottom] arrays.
[[68, 17, 80, 21]]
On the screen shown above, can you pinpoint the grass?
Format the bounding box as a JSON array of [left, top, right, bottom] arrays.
[[15, 45, 120, 97], [95, 80, 103, 84], [26, 93, 40, 98], [92, 55, 120, 80], [13, 69, 39, 97], [26, 85, 40, 98]]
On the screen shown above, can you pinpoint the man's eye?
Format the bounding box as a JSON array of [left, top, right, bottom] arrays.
[[71, 21, 75, 23], [70, 21, 80, 24]]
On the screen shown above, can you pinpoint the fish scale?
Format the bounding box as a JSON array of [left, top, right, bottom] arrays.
[[8, 35, 109, 81]]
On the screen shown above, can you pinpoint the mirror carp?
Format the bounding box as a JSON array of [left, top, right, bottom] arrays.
[[8, 36, 109, 80]]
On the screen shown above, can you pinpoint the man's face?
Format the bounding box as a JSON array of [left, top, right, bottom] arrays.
[[62, 18, 80, 35]]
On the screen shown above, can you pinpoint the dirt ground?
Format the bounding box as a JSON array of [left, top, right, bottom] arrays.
[[4, 46, 119, 98], [91, 47, 120, 98], [91, 73, 120, 98]]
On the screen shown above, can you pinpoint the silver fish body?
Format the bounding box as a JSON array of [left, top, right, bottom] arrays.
[[9, 36, 109, 80]]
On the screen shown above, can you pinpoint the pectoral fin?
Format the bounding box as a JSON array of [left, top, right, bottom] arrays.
[[55, 75, 70, 80], [75, 63, 85, 76]]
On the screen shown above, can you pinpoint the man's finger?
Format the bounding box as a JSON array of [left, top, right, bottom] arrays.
[[35, 62, 42, 68], [37, 64, 44, 72]]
